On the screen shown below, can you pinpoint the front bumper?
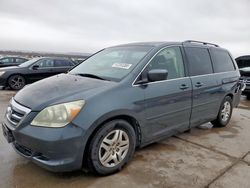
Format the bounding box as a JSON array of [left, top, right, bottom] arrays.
[[240, 77, 250, 94], [242, 84, 250, 94], [2, 119, 86, 172]]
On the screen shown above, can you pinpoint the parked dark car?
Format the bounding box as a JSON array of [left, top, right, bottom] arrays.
[[0, 57, 76, 90], [2, 41, 242, 175], [72, 58, 87, 65], [0, 56, 28, 68], [236, 55, 250, 99]]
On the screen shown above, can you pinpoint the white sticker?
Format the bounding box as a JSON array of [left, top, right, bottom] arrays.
[[112, 63, 132, 69]]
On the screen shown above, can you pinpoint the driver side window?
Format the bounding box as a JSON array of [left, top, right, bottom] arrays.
[[146, 46, 185, 80]]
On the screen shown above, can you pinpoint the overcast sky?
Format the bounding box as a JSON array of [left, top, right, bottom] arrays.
[[0, 0, 249, 57]]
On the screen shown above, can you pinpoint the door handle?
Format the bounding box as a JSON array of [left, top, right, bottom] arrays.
[[179, 84, 189, 90], [195, 82, 204, 88]]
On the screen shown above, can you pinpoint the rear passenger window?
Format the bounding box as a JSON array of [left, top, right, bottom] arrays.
[[147, 46, 185, 80], [211, 49, 235, 72], [54, 60, 72, 67], [185, 47, 213, 76]]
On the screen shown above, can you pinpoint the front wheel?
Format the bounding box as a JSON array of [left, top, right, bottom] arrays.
[[88, 120, 136, 175], [8, 75, 26, 90], [211, 96, 233, 127]]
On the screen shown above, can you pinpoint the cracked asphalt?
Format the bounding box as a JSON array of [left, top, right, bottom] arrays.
[[1, 89, 250, 188]]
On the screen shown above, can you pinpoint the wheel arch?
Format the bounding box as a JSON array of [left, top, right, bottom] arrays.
[[7, 73, 26, 83], [225, 93, 234, 100], [81, 112, 142, 170], [7, 73, 26, 88]]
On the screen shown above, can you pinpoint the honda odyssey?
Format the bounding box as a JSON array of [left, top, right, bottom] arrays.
[[2, 40, 242, 175]]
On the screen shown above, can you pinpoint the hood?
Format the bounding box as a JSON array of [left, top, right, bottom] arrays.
[[240, 67, 250, 77], [14, 74, 115, 111], [240, 67, 250, 72]]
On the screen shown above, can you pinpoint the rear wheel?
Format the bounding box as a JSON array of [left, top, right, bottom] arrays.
[[8, 75, 26, 90], [211, 96, 233, 127], [88, 119, 136, 175]]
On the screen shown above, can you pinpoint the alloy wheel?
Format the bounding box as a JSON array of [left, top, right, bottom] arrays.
[[99, 129, 130, 167], [9, 75, 25, 90], [221, 101, 231, 122]]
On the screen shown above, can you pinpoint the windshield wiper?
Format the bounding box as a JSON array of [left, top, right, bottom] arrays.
[[73, 73, 109, 81]]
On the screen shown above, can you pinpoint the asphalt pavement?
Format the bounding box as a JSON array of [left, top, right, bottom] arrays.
[[1, 89, 250, 188]]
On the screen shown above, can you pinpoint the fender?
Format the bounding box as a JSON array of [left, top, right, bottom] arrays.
[[83, 109, 144, 142]]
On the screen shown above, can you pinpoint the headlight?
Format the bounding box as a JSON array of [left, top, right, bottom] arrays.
[[31, 100, 85, 128], [0, 71, 5, 76]]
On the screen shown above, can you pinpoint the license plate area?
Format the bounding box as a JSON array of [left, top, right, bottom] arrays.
[[2, 124, 15, 143]]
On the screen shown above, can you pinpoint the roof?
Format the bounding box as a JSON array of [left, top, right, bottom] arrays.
[[111, 40, 221, 49], [0, 56, 28, 59], [36, 56, 72, 60], [112, 41, 182, 48]]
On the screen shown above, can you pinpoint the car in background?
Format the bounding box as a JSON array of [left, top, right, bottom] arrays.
[[71, 58, 87, 65], [0, 57, 75, 90], [0, 56, 28, 68], [235, 55, 250, 99]]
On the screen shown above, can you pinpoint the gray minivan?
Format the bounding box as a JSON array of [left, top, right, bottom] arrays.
[[2, 40, 242, 175]]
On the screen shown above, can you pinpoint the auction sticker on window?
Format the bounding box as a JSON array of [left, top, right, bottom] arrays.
[[112, 63, 132, 69]]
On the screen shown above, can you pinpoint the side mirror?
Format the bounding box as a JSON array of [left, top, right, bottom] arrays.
[[147, 69, 168, 82], [32, 65, 39, 70]]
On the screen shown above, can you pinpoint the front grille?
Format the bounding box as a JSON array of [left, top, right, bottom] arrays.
[[240, 77, 250, 84], [6, 98, 31, 127], [240, 70, 250, 77], [13, 142, 49, 160]]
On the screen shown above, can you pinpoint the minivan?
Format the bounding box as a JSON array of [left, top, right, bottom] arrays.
[[2, 40, 243, 175]]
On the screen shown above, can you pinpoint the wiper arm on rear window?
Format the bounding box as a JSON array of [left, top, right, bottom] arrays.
[[73, 73, 109, 81]]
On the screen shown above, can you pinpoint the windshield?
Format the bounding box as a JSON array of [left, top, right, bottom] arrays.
[[237, 59, 250, 69], [69, 46, 152, 81], [18, 57, 41, 67]]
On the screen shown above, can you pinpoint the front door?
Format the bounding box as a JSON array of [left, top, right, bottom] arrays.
[[27, 59, 55, 82], [142, 46, 192, 140]]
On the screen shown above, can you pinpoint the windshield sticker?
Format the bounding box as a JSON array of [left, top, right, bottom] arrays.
[[112, 63, 132, 69]]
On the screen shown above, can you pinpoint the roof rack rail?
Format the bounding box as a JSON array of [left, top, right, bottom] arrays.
[[183, 40, 219, 47]]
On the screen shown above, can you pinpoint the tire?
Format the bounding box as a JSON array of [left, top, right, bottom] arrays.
[[8, 75, 26, 90], [88, 119, 136, 175], [211, 96, 233, 127]]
